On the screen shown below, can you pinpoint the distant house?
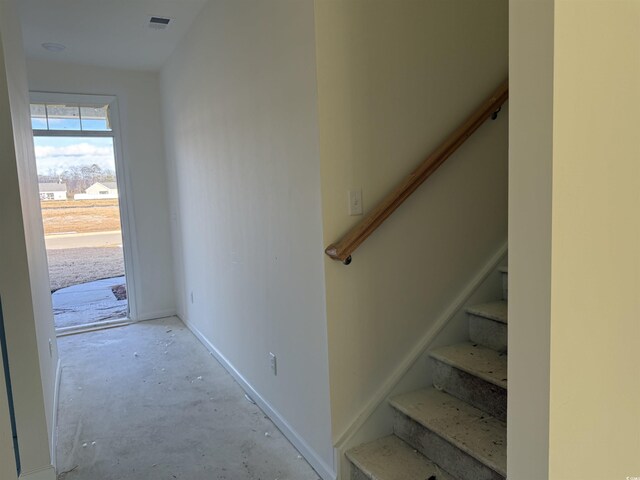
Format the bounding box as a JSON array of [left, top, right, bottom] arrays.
[[38, 183, 67, 200], [75, 181, 118, 200]]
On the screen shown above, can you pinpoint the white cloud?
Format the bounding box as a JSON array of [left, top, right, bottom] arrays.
[[34, 142, 116, 174]]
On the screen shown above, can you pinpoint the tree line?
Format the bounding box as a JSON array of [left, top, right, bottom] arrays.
[[38, 164, 116, 195]]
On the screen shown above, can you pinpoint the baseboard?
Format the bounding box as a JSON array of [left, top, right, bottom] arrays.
[[333, 240, 508, 473], [19, 465, 56, 480], [135, 309, 177, 322], [181, 315, 337, 480], [55, 318, 131, 337], [50, 358, 61, 470], [55, 312, 178, 338]]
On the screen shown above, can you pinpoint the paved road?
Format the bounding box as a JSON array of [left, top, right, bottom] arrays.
[[45, 230, 123, 250]]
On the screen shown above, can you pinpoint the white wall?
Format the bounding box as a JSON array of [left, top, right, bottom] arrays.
[[508, 0, 553, 478], [314, 0, 508, 442], [160, 0, 334, 477], [0, 0, 58, 477], [26, 60, 176, 322]]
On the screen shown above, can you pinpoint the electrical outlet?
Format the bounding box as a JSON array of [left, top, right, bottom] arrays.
[[348, 189, 363, 216], [269, 352, 277, 376]]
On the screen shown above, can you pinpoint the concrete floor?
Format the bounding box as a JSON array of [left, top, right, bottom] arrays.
[[56, 317, 321, 480]]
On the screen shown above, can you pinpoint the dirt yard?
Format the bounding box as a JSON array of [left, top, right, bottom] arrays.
[[47, 247, 125, 292], [41, 199, 121, 235], [42, 199, 125, 291]]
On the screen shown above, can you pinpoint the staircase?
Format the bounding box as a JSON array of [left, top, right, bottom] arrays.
[[346, 267, 508, 480]]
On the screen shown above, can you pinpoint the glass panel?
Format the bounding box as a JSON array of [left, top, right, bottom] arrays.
[[45, 104, 81, 130], [30, 104, 47, 130], [80, 105, 111, 131]]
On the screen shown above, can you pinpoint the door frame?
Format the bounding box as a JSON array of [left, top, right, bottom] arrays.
[[30, 92, 140, 322]]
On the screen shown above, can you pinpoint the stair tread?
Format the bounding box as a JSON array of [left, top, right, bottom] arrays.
[[466, 301, 507, 324], [430, 342, 507, 389], [390, 388, 506, 477], [346, 435, 456, 480]]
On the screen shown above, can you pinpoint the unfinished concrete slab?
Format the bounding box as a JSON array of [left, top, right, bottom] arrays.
[[55, 317, 321, 480]]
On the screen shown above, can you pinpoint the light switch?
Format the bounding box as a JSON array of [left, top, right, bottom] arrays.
[[348, 189, 363, 216]]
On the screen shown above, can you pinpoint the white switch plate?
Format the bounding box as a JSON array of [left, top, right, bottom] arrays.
[[348, 189, 363, 216]]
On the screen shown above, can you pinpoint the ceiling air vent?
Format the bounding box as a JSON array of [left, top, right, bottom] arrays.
[[148, 16, 171, 30]]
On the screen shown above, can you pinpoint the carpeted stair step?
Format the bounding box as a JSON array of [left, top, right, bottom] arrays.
[[467, 301, 508, 352], [391, 388, 506, 480], [346, 434, 456, 480], [430, 341, 507, 420]]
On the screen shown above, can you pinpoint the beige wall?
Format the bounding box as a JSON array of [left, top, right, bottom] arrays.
[[160, 1, 334, 477], [549, 1, 640, 478], [0, 0, 57, 477], [315, 0, 508, 440], [26, 60, 176, 322], [510, 0, 640, 478]]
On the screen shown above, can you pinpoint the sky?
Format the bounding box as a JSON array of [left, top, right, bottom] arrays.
[[33, 136, 116, 176]]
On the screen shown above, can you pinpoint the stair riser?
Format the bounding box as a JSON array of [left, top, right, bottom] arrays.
[[501, 271, 508, 301], [393, 411, 505, 480], [350, 466, 369, 480], [469, 315, 508, 352], [432, 359, 507, 422]]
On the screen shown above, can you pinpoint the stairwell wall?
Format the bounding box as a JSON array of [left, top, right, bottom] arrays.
[[314, 0, 509, 443]]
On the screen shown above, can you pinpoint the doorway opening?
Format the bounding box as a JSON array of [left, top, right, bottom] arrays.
[[30, 95, 133, 334]]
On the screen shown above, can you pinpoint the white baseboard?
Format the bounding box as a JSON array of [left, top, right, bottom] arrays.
[[135, 309, 177, 322], [334, 240, 508, 477], [50, 358, 61, 471], [181, 315, 337, 480], [19, 465, 56, 480], [55, 312, 178, 338], [56, 318, 132, 337]]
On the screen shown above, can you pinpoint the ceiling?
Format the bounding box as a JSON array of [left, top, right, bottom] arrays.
[[17, 0, 209, 71]]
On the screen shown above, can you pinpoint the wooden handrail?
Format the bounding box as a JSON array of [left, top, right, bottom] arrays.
[[325, 80, 509, 264]]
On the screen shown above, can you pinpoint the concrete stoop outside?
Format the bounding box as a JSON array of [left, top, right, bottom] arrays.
[[52, 275, 128, 330]]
